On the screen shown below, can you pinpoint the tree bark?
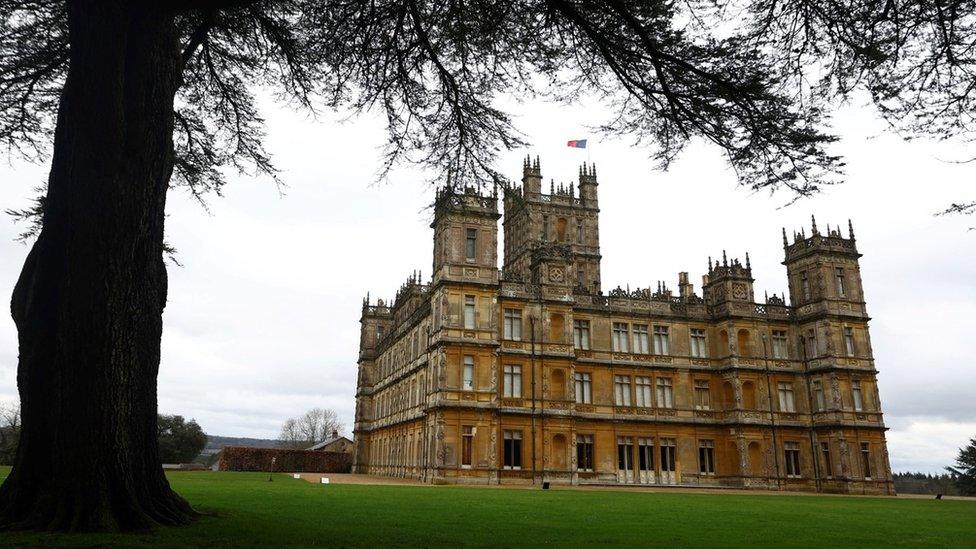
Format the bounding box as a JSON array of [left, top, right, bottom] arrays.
[[0, 2, 196, 531]]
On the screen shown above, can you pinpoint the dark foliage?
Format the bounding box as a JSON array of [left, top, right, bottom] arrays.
[[947, 437, 976, 496], [157, 415, 209, 464], [892, 471, 960, 496], [218, 446, 351, 473]]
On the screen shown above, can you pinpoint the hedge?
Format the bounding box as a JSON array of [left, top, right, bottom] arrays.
[[218, 446, 352, 473]]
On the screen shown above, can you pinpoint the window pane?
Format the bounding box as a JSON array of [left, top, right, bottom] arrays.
[[465, 228, 477, 261], [463, 356, 474, 390], [464, 296, 476, 329]]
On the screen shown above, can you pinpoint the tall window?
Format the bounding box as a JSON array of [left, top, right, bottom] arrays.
[[772, 330, 789, 359], [844, 327, 855, 356], [577, 434, 594, 471], [635, 377, 653, 407], [638, 438, 654, 474], [852, 379, 864, 411], [503, 431, 522, 470], [821, 441, 833, 478], [699, 440, 715, 475], [614, 375, 632, 406], [660, 438, 676, 474], [573, 320, 591, 349], [784, 441, 801, 477], [778, 382, 796, 412], [690, 328, 708, 358], [653, 325, 670, 355], [804, 329, 817, 358], [575, 372, 592, 403], [461, 426, 474, 467], [656, 377, 674, 408], [503, 308, 522, 341], [860, 442, 872, 479], [462, 355, 475, 390], [503, 365, 522, 397], [376, 325, 385, 341], [801, 271, 811, 300], [542, 215, 549, 241], [835, 267, 847, 297], [465, 228, 477, 262], [632, 324, 649, 354], [694, 380, 711, 410], [576, 220, 584, 244], [463, 295, 476, 329], [617, 437, 634, 473], [812, 380, 826, 411], [612, 322, 629, 352]]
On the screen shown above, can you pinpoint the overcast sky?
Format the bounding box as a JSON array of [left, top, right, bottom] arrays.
[[0, 94, 973, 474]]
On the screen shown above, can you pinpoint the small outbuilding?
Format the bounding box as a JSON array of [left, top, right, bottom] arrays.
[[307, 430, 353, 454]]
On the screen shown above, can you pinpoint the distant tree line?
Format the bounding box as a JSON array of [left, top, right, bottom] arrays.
[[893, 472, 961, 496]]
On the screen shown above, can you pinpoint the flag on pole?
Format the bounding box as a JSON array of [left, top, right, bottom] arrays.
[[567, 139, 587, 149]]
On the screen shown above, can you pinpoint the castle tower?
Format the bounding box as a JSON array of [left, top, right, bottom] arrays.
[[702, 250, 755, 306], [502, 160, 602, 292], [783, 216, 885, 482], [430, 185, 501, 286], [783, 217, 865, 320]]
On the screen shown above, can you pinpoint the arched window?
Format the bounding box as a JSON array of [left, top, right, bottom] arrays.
[[737, 329, 751, 356], [742, 381, 757, 409], [551, 369, 567, 399]]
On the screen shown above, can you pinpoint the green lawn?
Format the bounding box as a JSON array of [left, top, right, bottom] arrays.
[[1, 467, 974, 547]]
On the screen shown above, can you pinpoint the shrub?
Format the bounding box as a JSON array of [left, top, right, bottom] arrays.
[[218, 446, 351, 473]]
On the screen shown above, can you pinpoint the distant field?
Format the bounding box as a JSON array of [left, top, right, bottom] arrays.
[[1, 467, 974, 547]]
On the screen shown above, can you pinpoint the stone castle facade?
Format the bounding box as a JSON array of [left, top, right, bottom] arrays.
[[352, 157, 893, 494]]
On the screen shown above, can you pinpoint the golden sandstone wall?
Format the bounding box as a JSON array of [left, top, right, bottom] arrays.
[[352, 159, 893, 495]]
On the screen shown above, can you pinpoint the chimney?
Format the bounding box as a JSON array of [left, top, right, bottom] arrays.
[[678, 272, 694, 298]]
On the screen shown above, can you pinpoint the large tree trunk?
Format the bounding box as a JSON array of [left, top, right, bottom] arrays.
[[0, 2, 195, 531]]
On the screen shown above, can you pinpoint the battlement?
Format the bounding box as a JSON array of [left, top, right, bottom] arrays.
[[706, 250, 753, 282], [784, 216, 859, 262], [432, 184, 499, 226]]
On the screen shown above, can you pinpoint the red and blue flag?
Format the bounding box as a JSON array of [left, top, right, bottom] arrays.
[[567, 139, 587, 149]]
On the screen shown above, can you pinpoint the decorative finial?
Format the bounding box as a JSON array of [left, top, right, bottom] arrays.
[[534, 155, 540, 169], [550, 179, 555, 194], [745, 251, 751, 270], [811, 214, 818, 235], [722, 250, 728, 267], [765, 290, 769, 302], [848, 219, 855, 239], [782, 227, 788, 247], [591, 163, 596, 176], [708, 256, 713, 271]]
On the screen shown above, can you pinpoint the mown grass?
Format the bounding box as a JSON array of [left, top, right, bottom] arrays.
[[1, 466, 974, 547]]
